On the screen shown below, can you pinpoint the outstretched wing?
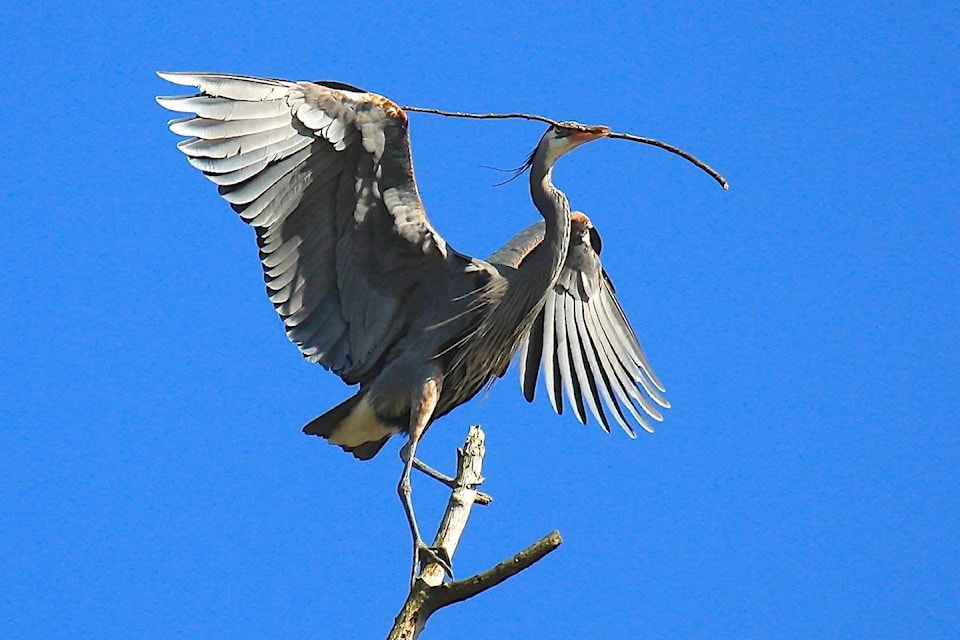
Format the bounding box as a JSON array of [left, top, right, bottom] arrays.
[[490, 213, 670, 436], [158, 72, 455, 385]]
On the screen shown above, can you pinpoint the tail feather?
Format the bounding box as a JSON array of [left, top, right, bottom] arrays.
[[302, 391, 398, 460], [344, 436, 391, 460], [302, 394, 362, 438]]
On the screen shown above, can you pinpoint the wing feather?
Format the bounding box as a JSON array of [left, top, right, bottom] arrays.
[[169, 114, 293, 140], [492, 216, 669, 434], [585, 299, 660, 431], [159, 71, 459, 384], [541, 292, 562, 414], [574, 295, 632, 435], [565, 290, 604, 429], [556, 293, 584, 423], [157, 94, 289, 120], [519, 310, 544, 402]]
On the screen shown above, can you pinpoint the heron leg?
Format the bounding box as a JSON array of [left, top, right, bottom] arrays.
[[398, 378, 453, 584]]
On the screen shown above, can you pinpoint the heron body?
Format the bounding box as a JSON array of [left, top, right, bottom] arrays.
[[158, 72, 668, 576]]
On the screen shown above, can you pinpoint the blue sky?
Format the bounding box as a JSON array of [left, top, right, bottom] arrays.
[[2, 2, 957, 638]]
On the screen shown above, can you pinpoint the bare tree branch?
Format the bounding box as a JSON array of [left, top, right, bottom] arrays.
[[387, 426, 564, 639], [420, 426, 487, 586], [430, 530, 563, 610]]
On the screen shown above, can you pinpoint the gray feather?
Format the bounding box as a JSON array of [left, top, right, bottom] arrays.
[[498, 213, 670, 435]]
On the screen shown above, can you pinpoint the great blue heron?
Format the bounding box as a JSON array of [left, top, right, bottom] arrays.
[[157, 72, 668, 578]]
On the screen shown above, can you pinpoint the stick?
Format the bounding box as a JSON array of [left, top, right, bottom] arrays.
[[401, 105, 729, 190]]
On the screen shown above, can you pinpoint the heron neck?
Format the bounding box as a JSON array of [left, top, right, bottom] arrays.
[[440, 161, 571, 396], [528, 165, 571, 286]]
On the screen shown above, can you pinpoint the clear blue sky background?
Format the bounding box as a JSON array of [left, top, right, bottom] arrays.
[[2, 3, 957, 638]]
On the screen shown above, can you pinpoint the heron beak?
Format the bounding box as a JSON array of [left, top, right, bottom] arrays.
[[568, 125, 610, 145]]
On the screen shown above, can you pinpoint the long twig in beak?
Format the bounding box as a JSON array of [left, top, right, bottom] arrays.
[[400, 105, 729, 190]]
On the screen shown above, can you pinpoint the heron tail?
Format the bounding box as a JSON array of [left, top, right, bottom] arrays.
[[302, 391, 398, 460]]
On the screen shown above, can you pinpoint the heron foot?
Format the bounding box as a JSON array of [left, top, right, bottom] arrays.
[[413, 539, 453, 584]]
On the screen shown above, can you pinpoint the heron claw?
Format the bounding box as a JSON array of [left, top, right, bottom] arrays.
[[413, 541, 453, 584]]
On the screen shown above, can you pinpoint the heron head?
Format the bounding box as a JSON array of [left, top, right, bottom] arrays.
[[537, 122, 609, 168]]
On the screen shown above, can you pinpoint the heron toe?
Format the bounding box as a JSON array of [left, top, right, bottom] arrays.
[[416, 542, 453, 582]]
